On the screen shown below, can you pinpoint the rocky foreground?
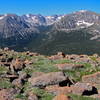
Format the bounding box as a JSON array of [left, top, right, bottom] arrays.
[[1, 48, 100, 100]]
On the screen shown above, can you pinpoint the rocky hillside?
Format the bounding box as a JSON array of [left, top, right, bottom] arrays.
[[1, 48, 100, 100]]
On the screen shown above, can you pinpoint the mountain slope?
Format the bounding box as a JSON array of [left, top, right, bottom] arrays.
[[0, 10, 100, 55], [27, 29, 100, 55]]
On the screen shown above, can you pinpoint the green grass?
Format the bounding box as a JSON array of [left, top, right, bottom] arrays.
[[69, 94, 96, 100], [22, 56, 59, 75], [31, 87, 54, 100], [15, 94, 27, 100], [52, 59, 72, 64], [63, 62, 99, 81], [0, 66, 9, 74], [22, 55, 100, 82], [22, 81, 54, 100], [0, 78, 13, 89], [90, 56, 98, 62]]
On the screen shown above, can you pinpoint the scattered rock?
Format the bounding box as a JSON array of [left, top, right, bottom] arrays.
[[0, 49, 100, 100]]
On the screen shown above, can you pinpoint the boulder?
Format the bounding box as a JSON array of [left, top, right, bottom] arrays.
[[28, 72, 66, 88], [45, 85, 72, 95], [82, 72, 100, 84], [0, 88, 19, 100], [71, 82, 98, 95], [55, 63, 84, 70]]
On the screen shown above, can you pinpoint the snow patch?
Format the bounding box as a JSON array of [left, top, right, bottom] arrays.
[[0, 16, 4, 20], [76, 20, 94, 27], [26, 14, 30, 18], [46, 16, 53, 19]]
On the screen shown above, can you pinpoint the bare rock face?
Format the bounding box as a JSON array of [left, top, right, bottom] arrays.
[[53, 94, 73, 100], [45, 85, 72, 95], [28, 72, 66, 88], [82, 72, 100, 84], [71, 82, 98, 95], [55, 63, 84, 70]]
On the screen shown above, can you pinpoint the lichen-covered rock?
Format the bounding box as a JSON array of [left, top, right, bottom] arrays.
[[28, 72, 66, 88], [0, 88, 19, 100], [55, 63, 84, 70], [45, 85, 72, 95], [82, 72, 100, 84], [71, 82, 98, 95]]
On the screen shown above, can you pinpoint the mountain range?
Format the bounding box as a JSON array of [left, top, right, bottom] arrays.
[[1, 10, 100, 55]]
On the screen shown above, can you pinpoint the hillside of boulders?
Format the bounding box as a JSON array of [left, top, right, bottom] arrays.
[[1, 48, 100, 100]]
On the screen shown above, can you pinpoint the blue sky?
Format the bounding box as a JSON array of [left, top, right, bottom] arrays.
[[0, 0, 99, 15]]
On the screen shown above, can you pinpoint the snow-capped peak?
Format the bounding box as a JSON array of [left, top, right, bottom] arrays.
[[79, 10, 87, 13], [26, 14, 30, 18]]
